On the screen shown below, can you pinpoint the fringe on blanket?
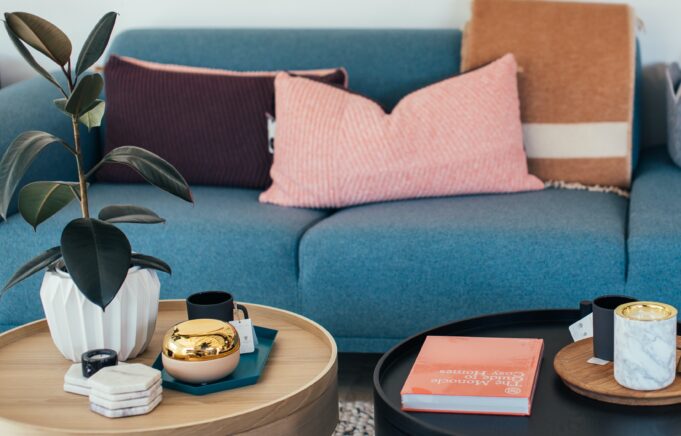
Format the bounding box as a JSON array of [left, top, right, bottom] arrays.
[[545, 180, 630, 199]]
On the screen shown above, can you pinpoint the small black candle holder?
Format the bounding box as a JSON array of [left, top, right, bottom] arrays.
[[82, 349, 118, 378]]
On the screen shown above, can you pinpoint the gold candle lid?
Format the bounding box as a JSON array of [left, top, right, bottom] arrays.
[[615, 301, 677, 321], [162, 319, 240, 361]]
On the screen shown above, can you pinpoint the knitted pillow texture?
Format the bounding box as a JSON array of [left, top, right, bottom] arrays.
[[260, 54, 543, 208], [100, 55, 348, 188]]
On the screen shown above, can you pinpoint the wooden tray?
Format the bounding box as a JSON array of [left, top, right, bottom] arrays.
[[554, 337, 681, 406]]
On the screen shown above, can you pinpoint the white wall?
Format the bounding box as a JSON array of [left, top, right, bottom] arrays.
[[0, 0, 679, 87]]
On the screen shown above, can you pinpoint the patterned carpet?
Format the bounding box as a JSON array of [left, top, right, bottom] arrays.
[[335, 401, 375, 436]]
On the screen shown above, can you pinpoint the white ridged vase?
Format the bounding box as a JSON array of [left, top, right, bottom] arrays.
[[39, 266, 160, 362]]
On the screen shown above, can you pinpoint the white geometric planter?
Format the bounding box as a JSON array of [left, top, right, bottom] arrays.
[[39, 266, 160, 362]]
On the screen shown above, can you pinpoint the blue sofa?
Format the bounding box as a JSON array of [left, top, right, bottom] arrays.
[[0, 29, 670, 352]]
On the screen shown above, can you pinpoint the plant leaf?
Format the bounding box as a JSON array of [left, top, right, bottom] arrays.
[[60, 218, 131, 310], [99, 204, 165, 224], [0, 131, 71, 220], [131, 253, 171, 274], [64, 73, 103, 116], [78, 100, 105, 130], [18, 181, 79, 230], [54, 98, 105, 129], [3, 21, 66, 95], [75, 12, 117, 77], [93, 146, 193, 203], [5, 12, 71, 66], [2, 246, 61, 293]]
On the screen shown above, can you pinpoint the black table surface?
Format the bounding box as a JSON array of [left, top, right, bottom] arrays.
[[373, 309, 681, 436]]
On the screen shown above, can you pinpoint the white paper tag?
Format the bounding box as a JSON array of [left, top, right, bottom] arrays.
[[266, 113, 276, 154], [230, 319, 257, 354], [587, 357, 610, 365], [568, 313, 593, 342]]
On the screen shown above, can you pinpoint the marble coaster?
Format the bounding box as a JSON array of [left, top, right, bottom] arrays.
[[91, 380, 162, 402], [90, 394, 162, 418], [89, 363, 161, 394], [64, 383, 90, 396], [64, 362, 129, 396], [90, 385, 162, 410]]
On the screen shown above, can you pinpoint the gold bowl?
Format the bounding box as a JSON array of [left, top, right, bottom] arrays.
[[162, 318, 240, 383]]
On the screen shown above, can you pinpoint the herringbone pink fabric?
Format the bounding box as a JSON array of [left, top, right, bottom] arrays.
[[260, 54, 543, 208]]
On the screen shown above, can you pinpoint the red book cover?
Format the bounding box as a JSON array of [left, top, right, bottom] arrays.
[[401, 336, 544, 416]]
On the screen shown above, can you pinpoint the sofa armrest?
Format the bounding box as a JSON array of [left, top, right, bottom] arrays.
[[627, 146, 681, 292], [0, 77, 100, 219]]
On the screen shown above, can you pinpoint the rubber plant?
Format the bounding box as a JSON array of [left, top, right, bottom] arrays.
[[0, 12, 193, 310]]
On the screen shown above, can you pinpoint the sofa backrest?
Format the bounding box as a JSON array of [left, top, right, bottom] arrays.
[[106, 28, 462, 110]]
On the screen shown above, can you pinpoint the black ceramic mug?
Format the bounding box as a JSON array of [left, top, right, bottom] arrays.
[[186, 291, 249, 322], [590, 295, 636, 361]]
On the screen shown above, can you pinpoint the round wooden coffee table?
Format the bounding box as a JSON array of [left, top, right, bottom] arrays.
[[0, 300, 338, 435]]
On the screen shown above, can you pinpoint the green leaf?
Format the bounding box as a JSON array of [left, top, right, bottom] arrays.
[[0, 131, 71, 220], [4, 12, 71, 66], [53, 98, 68, 115], [75, 12, 117, 77], [2, 246, 61, 293], [3, 21, 66, 95], [99, 204, 165, 224], [60, 218, 132, 310], [64, 74, 103, 116], [78, 100, 105, 130], [55, 98, 106, 129], [18, 181, 79, 230], [130, 253, 171, 274], [92, 146, 193, 203]]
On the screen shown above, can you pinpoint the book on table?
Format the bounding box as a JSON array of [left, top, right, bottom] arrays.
[[400, 336, 544, 416]]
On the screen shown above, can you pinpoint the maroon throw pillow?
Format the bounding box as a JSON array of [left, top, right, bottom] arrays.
[[99, 55, 348, 188]]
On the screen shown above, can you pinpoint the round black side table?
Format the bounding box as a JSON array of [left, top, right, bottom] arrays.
[[373, 309, 681, 436]]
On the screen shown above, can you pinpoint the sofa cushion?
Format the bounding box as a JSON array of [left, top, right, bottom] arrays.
[[627, 146, 681, 298], [299, 189, 627, 346], [261, 55, 543, 208], [0, 184, 329, 327], [99, 55, 347, 189]]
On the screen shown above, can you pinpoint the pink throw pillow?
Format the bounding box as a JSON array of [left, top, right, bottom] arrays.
[[260, 54, 543, 208]]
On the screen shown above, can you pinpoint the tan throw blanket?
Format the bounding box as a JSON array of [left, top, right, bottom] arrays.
[[462, 0, 636, 188]]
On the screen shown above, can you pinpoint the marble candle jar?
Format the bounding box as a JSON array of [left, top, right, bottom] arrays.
[[614, 302, 678, 391]]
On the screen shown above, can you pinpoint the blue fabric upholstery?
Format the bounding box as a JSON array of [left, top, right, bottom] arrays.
[[627, 146, 681, 299], [0, 29, 655, 354], [0, 325, 17, 333], [0, 77, 99, 218], [107, 29, 462, 111], [299, 190, 628, 344], [0, 184, 329, 326]]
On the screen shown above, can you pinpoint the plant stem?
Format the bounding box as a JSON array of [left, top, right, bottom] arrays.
[[72, 117, 89, 218]]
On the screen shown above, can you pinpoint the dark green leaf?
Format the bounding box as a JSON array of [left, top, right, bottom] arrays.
[[92, 146, 193, 203], [75, 12, 117, 77], [64, 73, 103, 116], [131, 253, 171, 274], [2, 246, 61, 293], [4, 21, 66, 95], [53, 98, 68, 115], [99, 204, 165, 224], [18, 181, 79, 230], [5, 12, 71, 66], [60, 218, 131, 310], [0, 131, 71, 220]]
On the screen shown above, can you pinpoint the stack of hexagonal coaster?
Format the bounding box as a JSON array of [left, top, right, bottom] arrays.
[[87, 363, 162, 418]]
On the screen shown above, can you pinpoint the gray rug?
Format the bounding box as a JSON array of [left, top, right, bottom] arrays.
[[335, 401, 375, 436]]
